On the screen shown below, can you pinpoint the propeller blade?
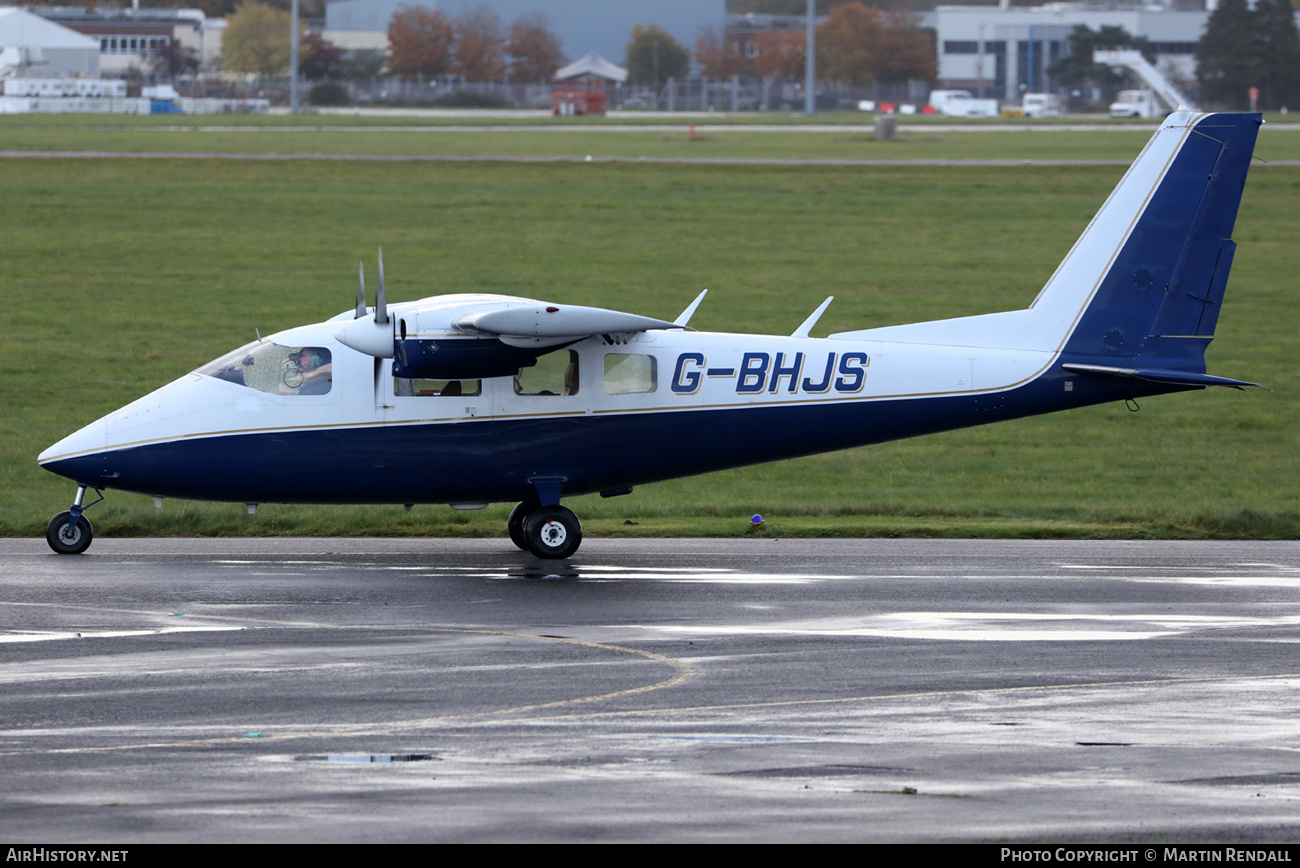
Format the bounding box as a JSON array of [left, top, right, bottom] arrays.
[[375, 247, 389, 326], [355, 261, 366, 319]]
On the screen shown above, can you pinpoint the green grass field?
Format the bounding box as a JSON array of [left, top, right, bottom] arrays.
[[3, 111, 1300, 162], [2, 115, 1296, 540]]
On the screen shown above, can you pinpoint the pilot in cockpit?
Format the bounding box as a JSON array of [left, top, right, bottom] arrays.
[[284, 347, 332, 395]]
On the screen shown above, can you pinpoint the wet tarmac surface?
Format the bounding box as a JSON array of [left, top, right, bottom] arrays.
[[2, 538, 1299, 843]]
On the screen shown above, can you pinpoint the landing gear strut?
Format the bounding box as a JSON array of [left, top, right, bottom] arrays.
[[507, 500, 582, 559], [46, 485, 101, 555]]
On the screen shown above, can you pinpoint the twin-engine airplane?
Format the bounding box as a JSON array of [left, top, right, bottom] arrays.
[[40, 111, 1262, 558]]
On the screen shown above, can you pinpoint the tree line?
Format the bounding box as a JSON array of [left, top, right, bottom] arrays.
[[216, 2, 565, 82], [213, 1, 932, 88], [1196, 0, 1300, 110], [687, 3, 934, 86], [382, 7, 564, 83]]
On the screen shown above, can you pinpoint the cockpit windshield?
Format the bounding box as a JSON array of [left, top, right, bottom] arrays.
[[196, 340, 332, 395]]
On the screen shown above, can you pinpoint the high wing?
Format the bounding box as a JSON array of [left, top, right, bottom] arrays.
[[337, 293, 682, 380], [454, 302, 679, 347]]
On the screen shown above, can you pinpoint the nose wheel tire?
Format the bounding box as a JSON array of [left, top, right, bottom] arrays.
[[46, 511, 93, 555], [523, 505, 582, 559]]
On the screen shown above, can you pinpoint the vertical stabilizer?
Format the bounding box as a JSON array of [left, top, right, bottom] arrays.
[[1031, 112, 1260, 373]]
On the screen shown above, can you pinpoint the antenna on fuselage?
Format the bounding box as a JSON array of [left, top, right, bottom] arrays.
[[792, 296, 833, 338], [674, 289, 708, 327]]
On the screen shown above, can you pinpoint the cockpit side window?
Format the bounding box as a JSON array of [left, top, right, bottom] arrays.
[[196, 341, 332, 396]]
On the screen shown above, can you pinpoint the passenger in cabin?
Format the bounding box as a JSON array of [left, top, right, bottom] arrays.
[[514, 350, 578, 396], [514, 372, 557, 395]]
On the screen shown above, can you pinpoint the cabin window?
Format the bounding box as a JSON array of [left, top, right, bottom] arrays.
[[604, 353, 656, 395], [196, 340, 332, 396], [394, 378, 481, 397], [514, 349, 578, 396]]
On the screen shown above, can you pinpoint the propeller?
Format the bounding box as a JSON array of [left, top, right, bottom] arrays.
[[375, 247, 388, 326], [335, 248, 395, 359], [354, 261, 366, 319]]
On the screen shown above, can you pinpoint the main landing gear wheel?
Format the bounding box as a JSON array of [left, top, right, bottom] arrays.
[[507, 500, 537, 552], [522, 505, 582, 559], [46, 511, 93, 555]]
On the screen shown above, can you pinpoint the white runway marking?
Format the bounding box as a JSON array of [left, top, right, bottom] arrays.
[[641, 611, 1300, 641], [0, 624, 244, 643]]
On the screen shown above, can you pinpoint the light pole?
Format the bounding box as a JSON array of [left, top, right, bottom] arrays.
[[289, 0, 299, 113], [805, 0, 815, 116]]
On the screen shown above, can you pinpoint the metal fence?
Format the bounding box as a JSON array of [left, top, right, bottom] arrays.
[[0, 96, 269, 115], [303, 77, 935, 113], [142, 76, 1125, 114]]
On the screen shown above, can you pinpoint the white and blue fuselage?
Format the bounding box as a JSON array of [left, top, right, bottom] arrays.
[[38, 112, 1263, 557]]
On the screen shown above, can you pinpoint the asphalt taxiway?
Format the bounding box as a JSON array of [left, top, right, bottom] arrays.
[[2, 537, 1299, 843]]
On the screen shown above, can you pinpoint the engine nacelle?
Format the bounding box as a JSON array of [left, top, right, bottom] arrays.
[[340, 293, 679, 379], [393, 336, 576, 380]]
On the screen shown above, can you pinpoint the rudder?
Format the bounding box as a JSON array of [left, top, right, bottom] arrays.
[[1058, 112, 1261, 370]]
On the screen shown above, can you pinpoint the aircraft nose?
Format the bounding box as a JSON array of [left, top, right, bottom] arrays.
[[38, 418, 109, 483]]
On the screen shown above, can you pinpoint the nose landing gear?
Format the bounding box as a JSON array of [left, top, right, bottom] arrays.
[[46, 485, 101, 555]]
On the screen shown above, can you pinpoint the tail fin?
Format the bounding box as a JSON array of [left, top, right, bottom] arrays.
[[1033, 112, 1261, 375]]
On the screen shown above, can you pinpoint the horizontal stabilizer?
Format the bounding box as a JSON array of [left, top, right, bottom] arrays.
[[1062, 363, 1257, 390]]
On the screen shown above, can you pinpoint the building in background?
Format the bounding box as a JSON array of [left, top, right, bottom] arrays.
[[934, 5, 1206, 101], [19, 6, 224, 76], [0, 7, 100, 78]]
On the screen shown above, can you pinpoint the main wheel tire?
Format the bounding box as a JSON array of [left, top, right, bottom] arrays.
[[46, 511, 93, 555], [523, 506, 582, 559], [507, 501, 535, 551]]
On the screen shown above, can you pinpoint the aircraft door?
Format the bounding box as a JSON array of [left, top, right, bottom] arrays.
[[492, 347, 590, 500], [369, 359, 397, 479], [386, 364, 496, 502]]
